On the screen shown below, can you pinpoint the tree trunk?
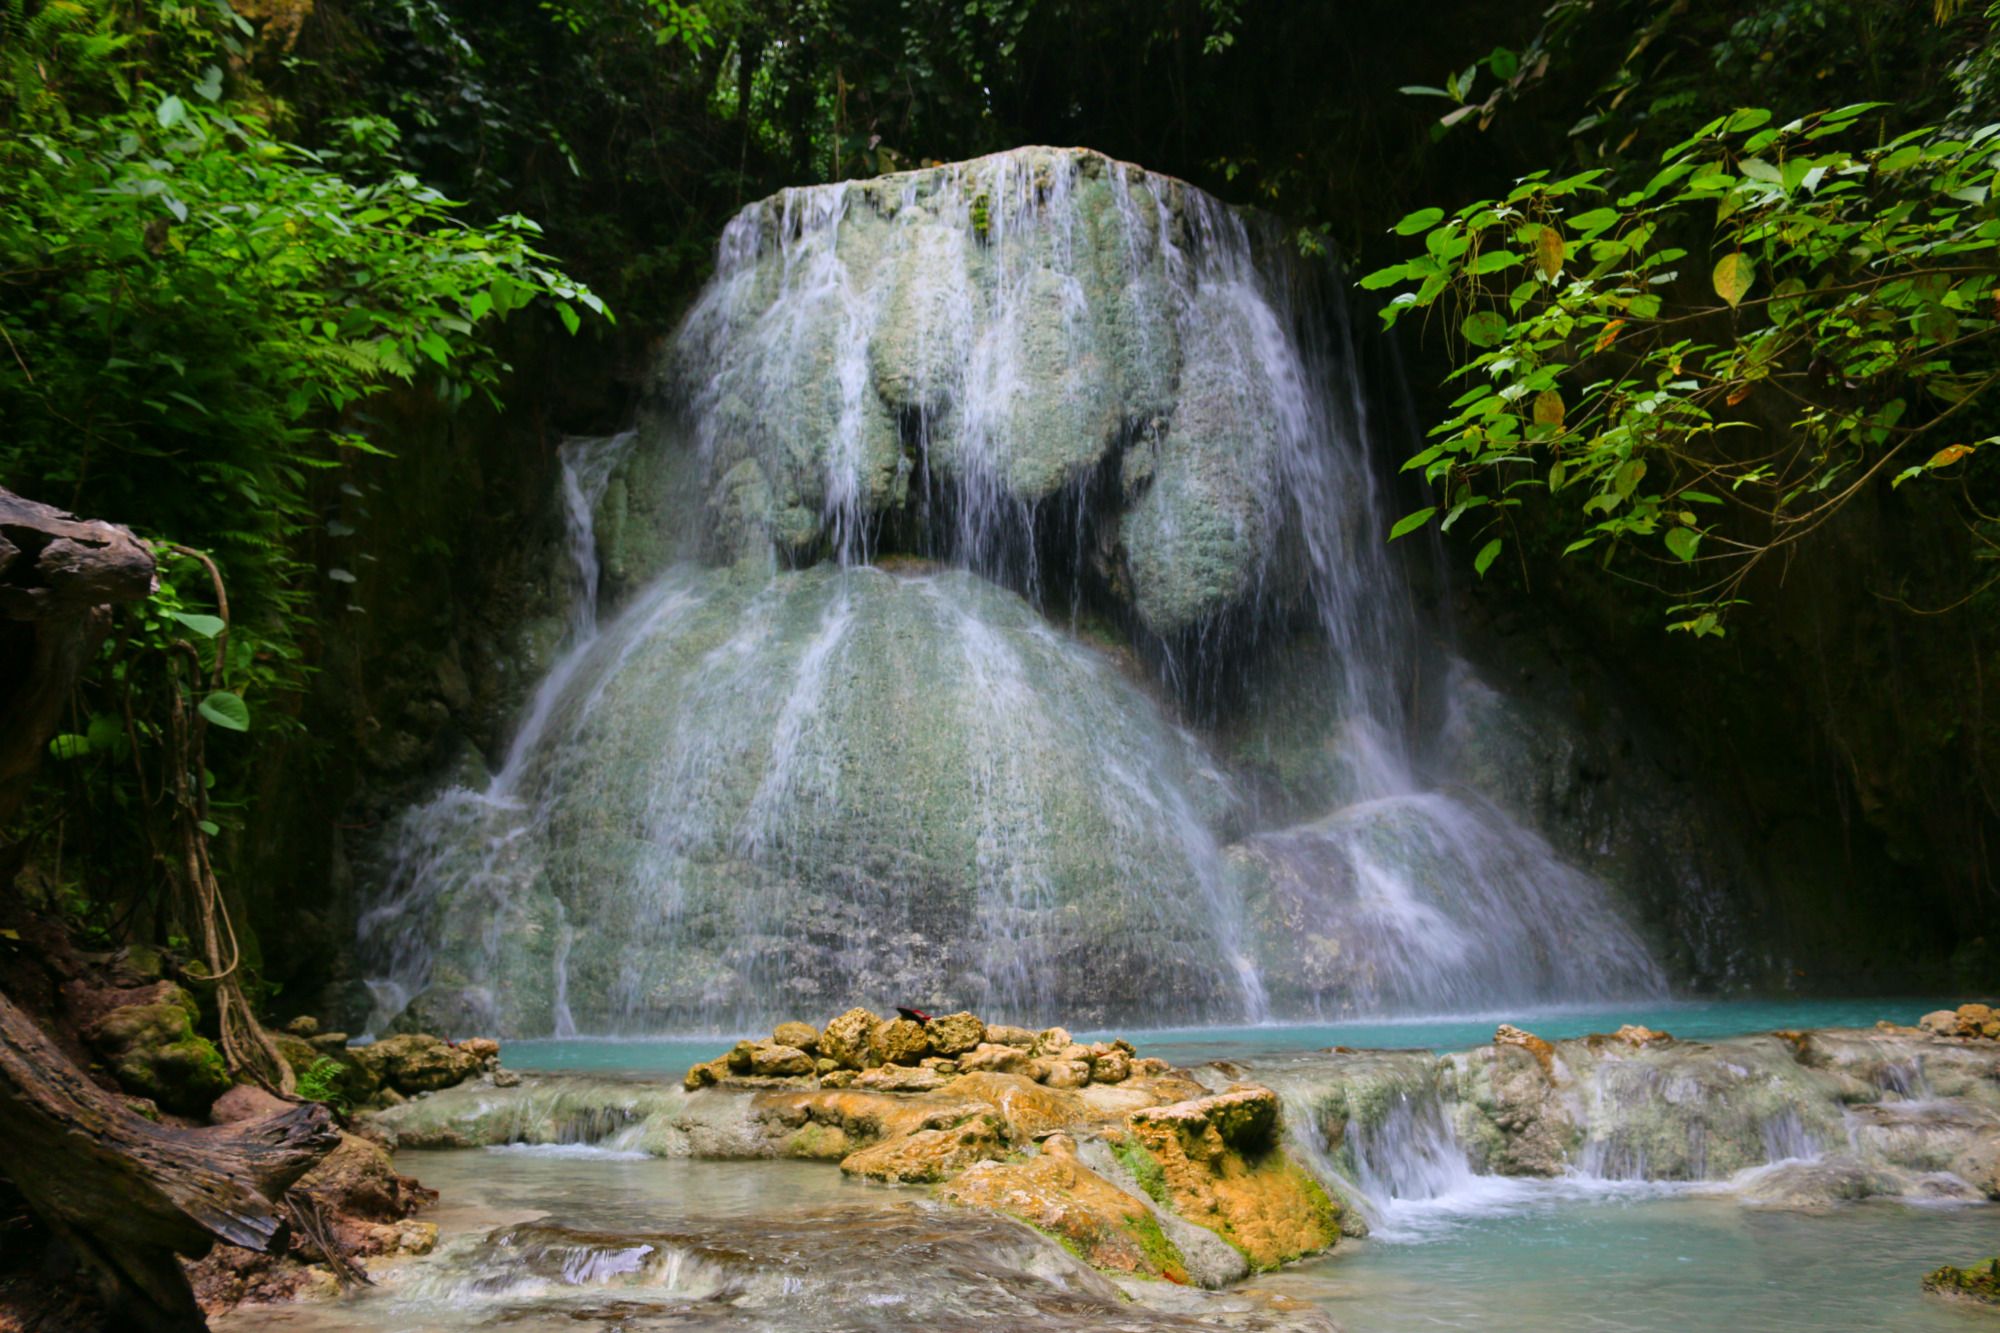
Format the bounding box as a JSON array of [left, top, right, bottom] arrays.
[[0, 991, 338, 1330], [0, 487, 157, 825], [1, 487, 336, 1328]]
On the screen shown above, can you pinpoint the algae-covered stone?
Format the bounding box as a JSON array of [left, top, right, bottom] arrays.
[[1923, 1257, 2000, 1306], [1125, 1086, 1338, 1270], [871, 1017, 932, 1066], [939, 1134, 1189, 1282], [82, 982, 229, 1115], [925, 1011, 986, 1056], [821, 1008, 881, 1069]]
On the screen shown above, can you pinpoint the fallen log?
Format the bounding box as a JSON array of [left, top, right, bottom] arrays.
[[0, 990, 337, 1330]]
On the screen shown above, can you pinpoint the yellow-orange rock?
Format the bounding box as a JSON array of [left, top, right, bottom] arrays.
[[839, 1114, 1007, 1183], [1124, 1086, 1339, 1271], [939, 1133, 1188, 1280]]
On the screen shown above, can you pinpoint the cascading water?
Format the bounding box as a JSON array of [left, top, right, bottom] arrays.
[[358, 146, 1666, 1038]]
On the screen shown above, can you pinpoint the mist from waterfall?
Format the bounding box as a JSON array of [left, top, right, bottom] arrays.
[[357, 147, 1664, 1038]]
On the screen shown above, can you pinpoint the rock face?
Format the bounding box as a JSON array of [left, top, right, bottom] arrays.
[[940, 1133, 1190, 1281], [1124, 1087, 1340, 1270], [352, 146, 1698, 1043], [81, 982, 229, 1115], [1266, 1023, 2000, 1207]]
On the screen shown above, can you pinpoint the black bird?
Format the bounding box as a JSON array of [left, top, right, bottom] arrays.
[[896, 1006, 933, 1024]]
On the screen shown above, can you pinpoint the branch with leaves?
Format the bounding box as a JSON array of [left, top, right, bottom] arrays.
[[1366, 102, 2000, 635]]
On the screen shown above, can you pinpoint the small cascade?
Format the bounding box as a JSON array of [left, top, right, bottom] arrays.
[[356, 432, 635, 1035], [359, 147, 1674, 1037]]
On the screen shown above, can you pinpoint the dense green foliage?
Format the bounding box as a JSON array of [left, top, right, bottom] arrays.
[[0, 0, 598, 962], [1368, 2, 2000, 633]]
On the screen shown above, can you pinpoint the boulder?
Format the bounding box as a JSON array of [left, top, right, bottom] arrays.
[[1042, 1059, 1091, 1090], [683, 1057, 731, 1091], [821, 1008, 881, 1069], [870, 1017, 932, 1066], [1033, 1026, 1074, 1056], [1923, 1258, 2000, 1306], [925, 1011, 986, 1056], [1921, 1009, 1961, 1037], [749, 1042, 817, 1077], [81, 982, 229, 1115], [1125, 1086, 1339, 1270], [284, 1015, 320, 1038], [208, 1083, 290, 1126], [1089, 1050, 1133, 1084], [939, 1134, 1188, 1281], [351, 1033, 483, 1095], [856, 1065, 949, 1094], [1494, 1023, 1557, 1076], [959, 1042, 1031, 1075], [773, 1021, 821, 1053], [838, 1116, 1006, 1183], [985, 1024, 1038, 1049]]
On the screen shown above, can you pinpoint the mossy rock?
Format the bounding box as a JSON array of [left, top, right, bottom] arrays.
[[82, 983, 229, 1116]]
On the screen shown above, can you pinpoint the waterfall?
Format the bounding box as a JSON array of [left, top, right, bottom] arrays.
[[357, 147, 1667, 1038]]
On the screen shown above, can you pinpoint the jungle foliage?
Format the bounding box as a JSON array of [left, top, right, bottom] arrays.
[[1368, 1, 2000, 634]]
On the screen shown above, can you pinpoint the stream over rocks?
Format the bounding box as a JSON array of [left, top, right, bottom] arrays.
[[358, 146, 1676, 1038]]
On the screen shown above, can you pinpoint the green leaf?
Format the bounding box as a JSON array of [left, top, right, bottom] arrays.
[[1665, 527, 1700, 562], [1473, 538, 1503, 578], [156, 95, 185, 128], [1711, 252, 1754, 308], [1394, 207, 1446, 235], [1389, 507, 1437, 540], [1461, 310, 1508, 347], [1359, 264, 1410, 290], [557, 302, 582, 335], [171, 611, 225, 639], [48, 733, 90, 760], [197, 819, 221, 837], [198, 691, 251, 733]]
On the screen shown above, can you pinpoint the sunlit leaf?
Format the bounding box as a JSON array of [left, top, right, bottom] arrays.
[[1389, 507, 1437, 540], [1712, 252, 1754, 308]]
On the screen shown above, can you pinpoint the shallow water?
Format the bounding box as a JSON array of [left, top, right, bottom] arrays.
[[215, 1144, 1996, 1333], [1267, 1191, 1998, 1331], [496, 996, 1956, 1075], [217, 1151, 1318, 1331]]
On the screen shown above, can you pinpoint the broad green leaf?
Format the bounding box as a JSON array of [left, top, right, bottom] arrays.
[[48, 733, 90, 760], [1394, 207, 1445, 235], [1712, 252, 1754, 308], [1461, 310, 1508, 347], [1532, 390, 1565, 428], [171, 611, 225, 639], [1389, 507, 1436, 540], [197, 819, 221, 837], [198, 691, 251, 733], [1665, 527, 1700, 562], [1473, 538, 1503, 578], [156, 95, 185, 128], [557, 302, 582, 335]]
